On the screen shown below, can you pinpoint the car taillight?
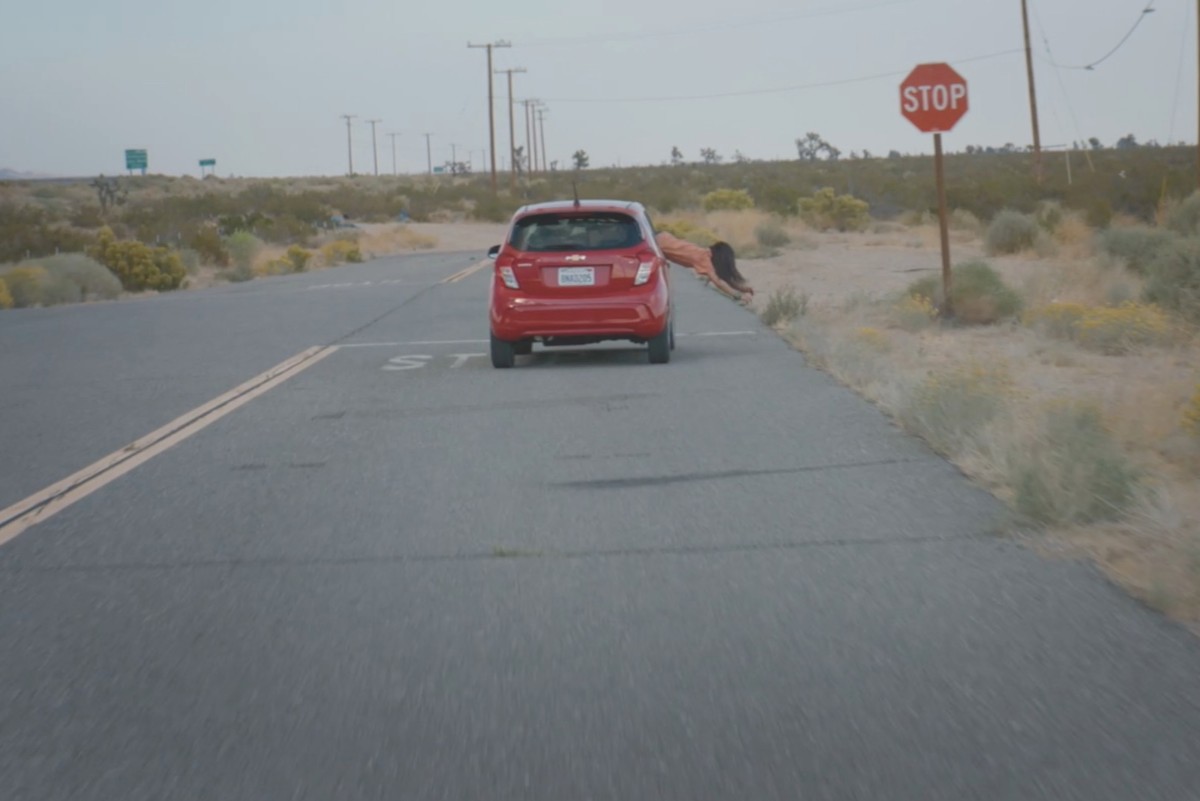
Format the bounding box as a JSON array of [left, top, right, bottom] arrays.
[[498, 265, 520, 289], [638, 253, 657, 287]]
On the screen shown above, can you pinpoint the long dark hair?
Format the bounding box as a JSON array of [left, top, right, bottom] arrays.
[[709, 241, 748, 290]]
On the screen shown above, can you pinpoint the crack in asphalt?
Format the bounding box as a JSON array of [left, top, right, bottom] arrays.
[[551, 456, 930, 490]]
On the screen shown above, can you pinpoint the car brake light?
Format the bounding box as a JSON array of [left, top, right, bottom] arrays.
[[499, 265, 520, 289]]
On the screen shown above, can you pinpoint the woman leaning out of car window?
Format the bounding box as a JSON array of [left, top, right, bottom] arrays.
[[654, 231, 755, 305]]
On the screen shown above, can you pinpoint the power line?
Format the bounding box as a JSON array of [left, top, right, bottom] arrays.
[[539, 48, 1023, 104], [520, 0, 928, 49], [1047, 1, 1157, 71], [1030, 3, 1094, 172]]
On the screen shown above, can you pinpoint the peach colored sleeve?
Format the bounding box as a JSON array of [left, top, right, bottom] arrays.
[[655, 232, 716, 279]]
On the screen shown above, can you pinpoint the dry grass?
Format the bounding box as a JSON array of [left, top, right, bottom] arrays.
[[358, 224, 439, 256], [771, 245, 1200, 623]]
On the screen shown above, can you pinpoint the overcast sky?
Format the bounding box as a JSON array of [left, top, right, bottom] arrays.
[[1, 0, 1191, 177]]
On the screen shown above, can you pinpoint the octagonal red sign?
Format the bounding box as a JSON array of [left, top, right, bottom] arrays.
[[900, 63, 968, 133]]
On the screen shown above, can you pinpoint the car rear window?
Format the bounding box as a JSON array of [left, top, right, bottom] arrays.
[[510, 212, 644, 252]]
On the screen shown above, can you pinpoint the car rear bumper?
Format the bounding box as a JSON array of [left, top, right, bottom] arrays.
[[490, 281, 669, 341]]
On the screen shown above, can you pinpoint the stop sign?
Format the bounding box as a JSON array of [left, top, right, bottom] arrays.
[[900, 63, 968, 133]]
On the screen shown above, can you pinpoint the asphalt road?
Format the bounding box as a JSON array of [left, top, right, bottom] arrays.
[[2, 249, 1200, 800]]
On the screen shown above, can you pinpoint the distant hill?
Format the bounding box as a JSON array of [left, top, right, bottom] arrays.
[[0, 167, 57, 180]]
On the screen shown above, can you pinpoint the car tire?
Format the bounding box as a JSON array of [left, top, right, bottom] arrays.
[[491, 333, 516, 369], [669, 317, 676, 351], [514, 341, 533, 356], [648, 321, 671, 364]]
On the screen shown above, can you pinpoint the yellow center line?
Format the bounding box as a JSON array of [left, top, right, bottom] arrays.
[[441, 260, 491, 284], [0, 346, 339, 547]]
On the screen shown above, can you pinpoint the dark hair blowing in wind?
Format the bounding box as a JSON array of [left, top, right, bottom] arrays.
[[709, 241, 748, 291]]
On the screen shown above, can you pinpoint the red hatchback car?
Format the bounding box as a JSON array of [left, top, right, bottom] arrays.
[[487, 200, 673, 368]]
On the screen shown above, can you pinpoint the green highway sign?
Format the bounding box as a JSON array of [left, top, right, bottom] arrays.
[[199, 158, 216, 167], [125, 149, 148, 172]]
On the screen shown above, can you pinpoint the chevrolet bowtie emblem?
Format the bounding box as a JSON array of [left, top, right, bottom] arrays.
[[564, 254, 587, 262]]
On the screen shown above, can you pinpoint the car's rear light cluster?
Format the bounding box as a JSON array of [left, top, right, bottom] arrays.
[[633, 250, 656, 286], [496, 257, 520, 288]]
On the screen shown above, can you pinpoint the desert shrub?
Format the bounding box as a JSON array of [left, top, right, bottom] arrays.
[[702, 188, 755, 212], [760, 287, 806, 327], [984, 210, 1038, 255], [0, 267, 48, 307], [286, 245, 313, 272], [186, 225, 230, 266], [29, 253, 122, 301], [1011, 402, 1139, 525], [1164, 191, 1200, 236], [470, 194, 514, 223], [320, 239, 364, 266], [1053, 214, 1094, 249], [87, 227, 186, 292], [890, 293, 938, 331], [899, 209, 935, 227], [1096, 227, 1175, 274], [1024, 302, 1089, 339], [219, 265, 254, 283], [900, 364, 1013, 455], [226, 231, 263, 271], [1074, 303, 1174, 354], [178, 248, 201, 273], [1143, 236, 1200, 323], [254, 258, 291, 277], [655, 218, 719, 246], [1025, 302, 1174, 354], [907, 260, 1022, 324], [949, 208, 982, 234], [799, 188, 870, 232], [755, 221, 790, 249], [0, 278, 12, 309], [1183, 384, 1200, 436], [1034, 199, 1064, 232]]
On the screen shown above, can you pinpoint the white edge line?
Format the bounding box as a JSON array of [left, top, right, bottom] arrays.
[[0, 346, 338, 546]]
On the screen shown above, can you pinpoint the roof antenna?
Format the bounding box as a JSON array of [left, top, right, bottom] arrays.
[[572, 179, 581, 208]]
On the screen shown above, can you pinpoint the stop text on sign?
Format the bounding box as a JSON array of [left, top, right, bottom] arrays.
[[901, 83, 966, 114], [899, 63, 969, 134]]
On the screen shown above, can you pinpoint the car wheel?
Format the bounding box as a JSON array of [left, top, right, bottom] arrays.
[[648, 322, 671, 364], [669, 317, 676, 351], [513, 341, 533, 356], [491, 333, 516, 369]]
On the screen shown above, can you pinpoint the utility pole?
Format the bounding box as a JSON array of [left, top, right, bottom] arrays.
[[451, 142, 459, 171], [1020, 0, 1044, 183], [340, 114, 356, 176], [522, 100, 536, 174], [367, 119, 382, 176], [388, 132, 400, 176], [468, 40, 511, 191], [1196, 0, 1199, 189], [537, 106, 548, 173], [529, 101, 542, 173], [495, 67, 526, 187], [424, 133, 433, 175]]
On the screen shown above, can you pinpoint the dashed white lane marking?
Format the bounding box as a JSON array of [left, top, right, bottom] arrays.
[[0, 346, 338, 547]]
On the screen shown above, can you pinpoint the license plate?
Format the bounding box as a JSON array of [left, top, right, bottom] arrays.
[[558, 267, 595, 286]]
